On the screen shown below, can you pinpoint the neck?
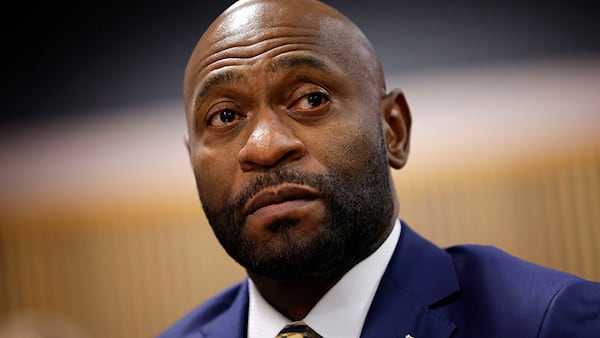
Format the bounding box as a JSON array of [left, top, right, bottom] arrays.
[[248, 271, 344, 321]]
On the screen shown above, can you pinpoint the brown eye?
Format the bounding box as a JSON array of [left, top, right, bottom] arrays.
[[219, 110, 235, 124], [292, 92, 330, 112], [208, 109, 239, 127], [307, 93, 324, 107]]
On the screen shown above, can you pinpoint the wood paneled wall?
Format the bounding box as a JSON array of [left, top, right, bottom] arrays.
[[396, 148, 599, 279], [1, 147, 598, 338]]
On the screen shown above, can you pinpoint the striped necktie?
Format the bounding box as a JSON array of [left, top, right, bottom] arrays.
[[275, 321, 323, 338]]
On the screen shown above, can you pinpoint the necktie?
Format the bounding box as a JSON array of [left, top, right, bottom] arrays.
[[275, 321, 323, 338]]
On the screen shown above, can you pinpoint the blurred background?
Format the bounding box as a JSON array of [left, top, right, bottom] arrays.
[[2, 0, 599, 337]]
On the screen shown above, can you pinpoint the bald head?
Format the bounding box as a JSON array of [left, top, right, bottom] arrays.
[[184, 0, 385, 116], [182, 0, 411, 289]]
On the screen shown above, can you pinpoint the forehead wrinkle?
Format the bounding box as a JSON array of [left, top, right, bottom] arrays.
[[266, 54, 331, 74], [193, 70, 245, 111], [198, 30, 320, 72]]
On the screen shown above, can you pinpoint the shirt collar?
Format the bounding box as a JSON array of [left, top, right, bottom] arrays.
[[247, 220, 401, 338]]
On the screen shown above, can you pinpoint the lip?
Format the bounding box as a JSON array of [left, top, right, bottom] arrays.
[[243, 184, 320, 217]]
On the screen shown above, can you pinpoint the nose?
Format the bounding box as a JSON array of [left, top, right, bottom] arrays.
[[238, 112, 305, 171]]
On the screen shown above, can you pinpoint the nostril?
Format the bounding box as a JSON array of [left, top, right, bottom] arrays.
[[239, 137, 305, 171], [238, 121, 306, 171]]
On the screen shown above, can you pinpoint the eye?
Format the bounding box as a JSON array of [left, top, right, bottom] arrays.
[[292, 92, 330, 112], [307, 93, 324, 107], [207, 109, 240, 128]]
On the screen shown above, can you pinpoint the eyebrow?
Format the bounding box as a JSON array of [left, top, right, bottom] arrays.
[[192, 55, 331, 110], [193, 70, 244, 109]]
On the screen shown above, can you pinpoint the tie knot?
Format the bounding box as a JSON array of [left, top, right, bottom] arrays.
[[275, 321, 323, 338]]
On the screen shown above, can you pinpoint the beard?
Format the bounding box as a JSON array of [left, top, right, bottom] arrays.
[[199, 133, 395, 280]]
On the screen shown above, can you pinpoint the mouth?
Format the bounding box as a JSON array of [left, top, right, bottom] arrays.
[[242, 184, 321, 218]]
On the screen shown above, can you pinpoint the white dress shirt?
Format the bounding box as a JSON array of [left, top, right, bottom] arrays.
[[247, 220, 401, 338]]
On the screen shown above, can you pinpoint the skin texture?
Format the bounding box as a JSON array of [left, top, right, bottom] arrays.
[[184, 0, 412, 320]]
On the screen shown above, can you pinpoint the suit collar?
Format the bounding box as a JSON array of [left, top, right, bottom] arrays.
[[361, 222, 459, 337], [198, 222, 460, 338], [391, 222, 459, 305], [201, 281, 249, 338]]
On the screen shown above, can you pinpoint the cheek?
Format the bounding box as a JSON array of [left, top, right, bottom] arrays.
[[190, 145, 238, 207], [309, 121, 380, 178], [316, 97, 383, 166]]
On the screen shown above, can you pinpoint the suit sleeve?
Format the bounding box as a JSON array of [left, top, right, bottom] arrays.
[[537, 279, 600, 338]]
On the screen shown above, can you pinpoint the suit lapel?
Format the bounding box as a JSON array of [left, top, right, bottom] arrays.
[[201, 280, 249, 338], [361, 222, 460, 338]]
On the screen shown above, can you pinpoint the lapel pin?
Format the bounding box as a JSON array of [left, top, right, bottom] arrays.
[[405, 335, 414, 338]]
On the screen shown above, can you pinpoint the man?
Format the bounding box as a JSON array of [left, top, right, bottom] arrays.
[[159, 0, 600, 337]]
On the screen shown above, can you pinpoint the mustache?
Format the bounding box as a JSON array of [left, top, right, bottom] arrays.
[[229, 169, 332, 222]]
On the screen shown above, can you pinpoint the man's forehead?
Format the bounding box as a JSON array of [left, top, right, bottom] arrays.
[[183, 0, 384, 112], [185, 2, 354, 93], [188, 24, 338, 99]]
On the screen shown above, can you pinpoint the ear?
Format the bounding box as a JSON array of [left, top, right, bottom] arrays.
[[183, 136, 192, 160], [381, 89, 411, 169], [184, 136, 191, 154]]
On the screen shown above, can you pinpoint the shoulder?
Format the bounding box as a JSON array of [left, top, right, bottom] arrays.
[[445, 244, 586, 303], [444, 244, 600, 336], [446, 244, 580, 287], [157, 281, 248, 338], [537, 278, 600, 337]]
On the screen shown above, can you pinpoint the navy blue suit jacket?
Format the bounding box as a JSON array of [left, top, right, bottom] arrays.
[[158, 222, 600, 337]]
